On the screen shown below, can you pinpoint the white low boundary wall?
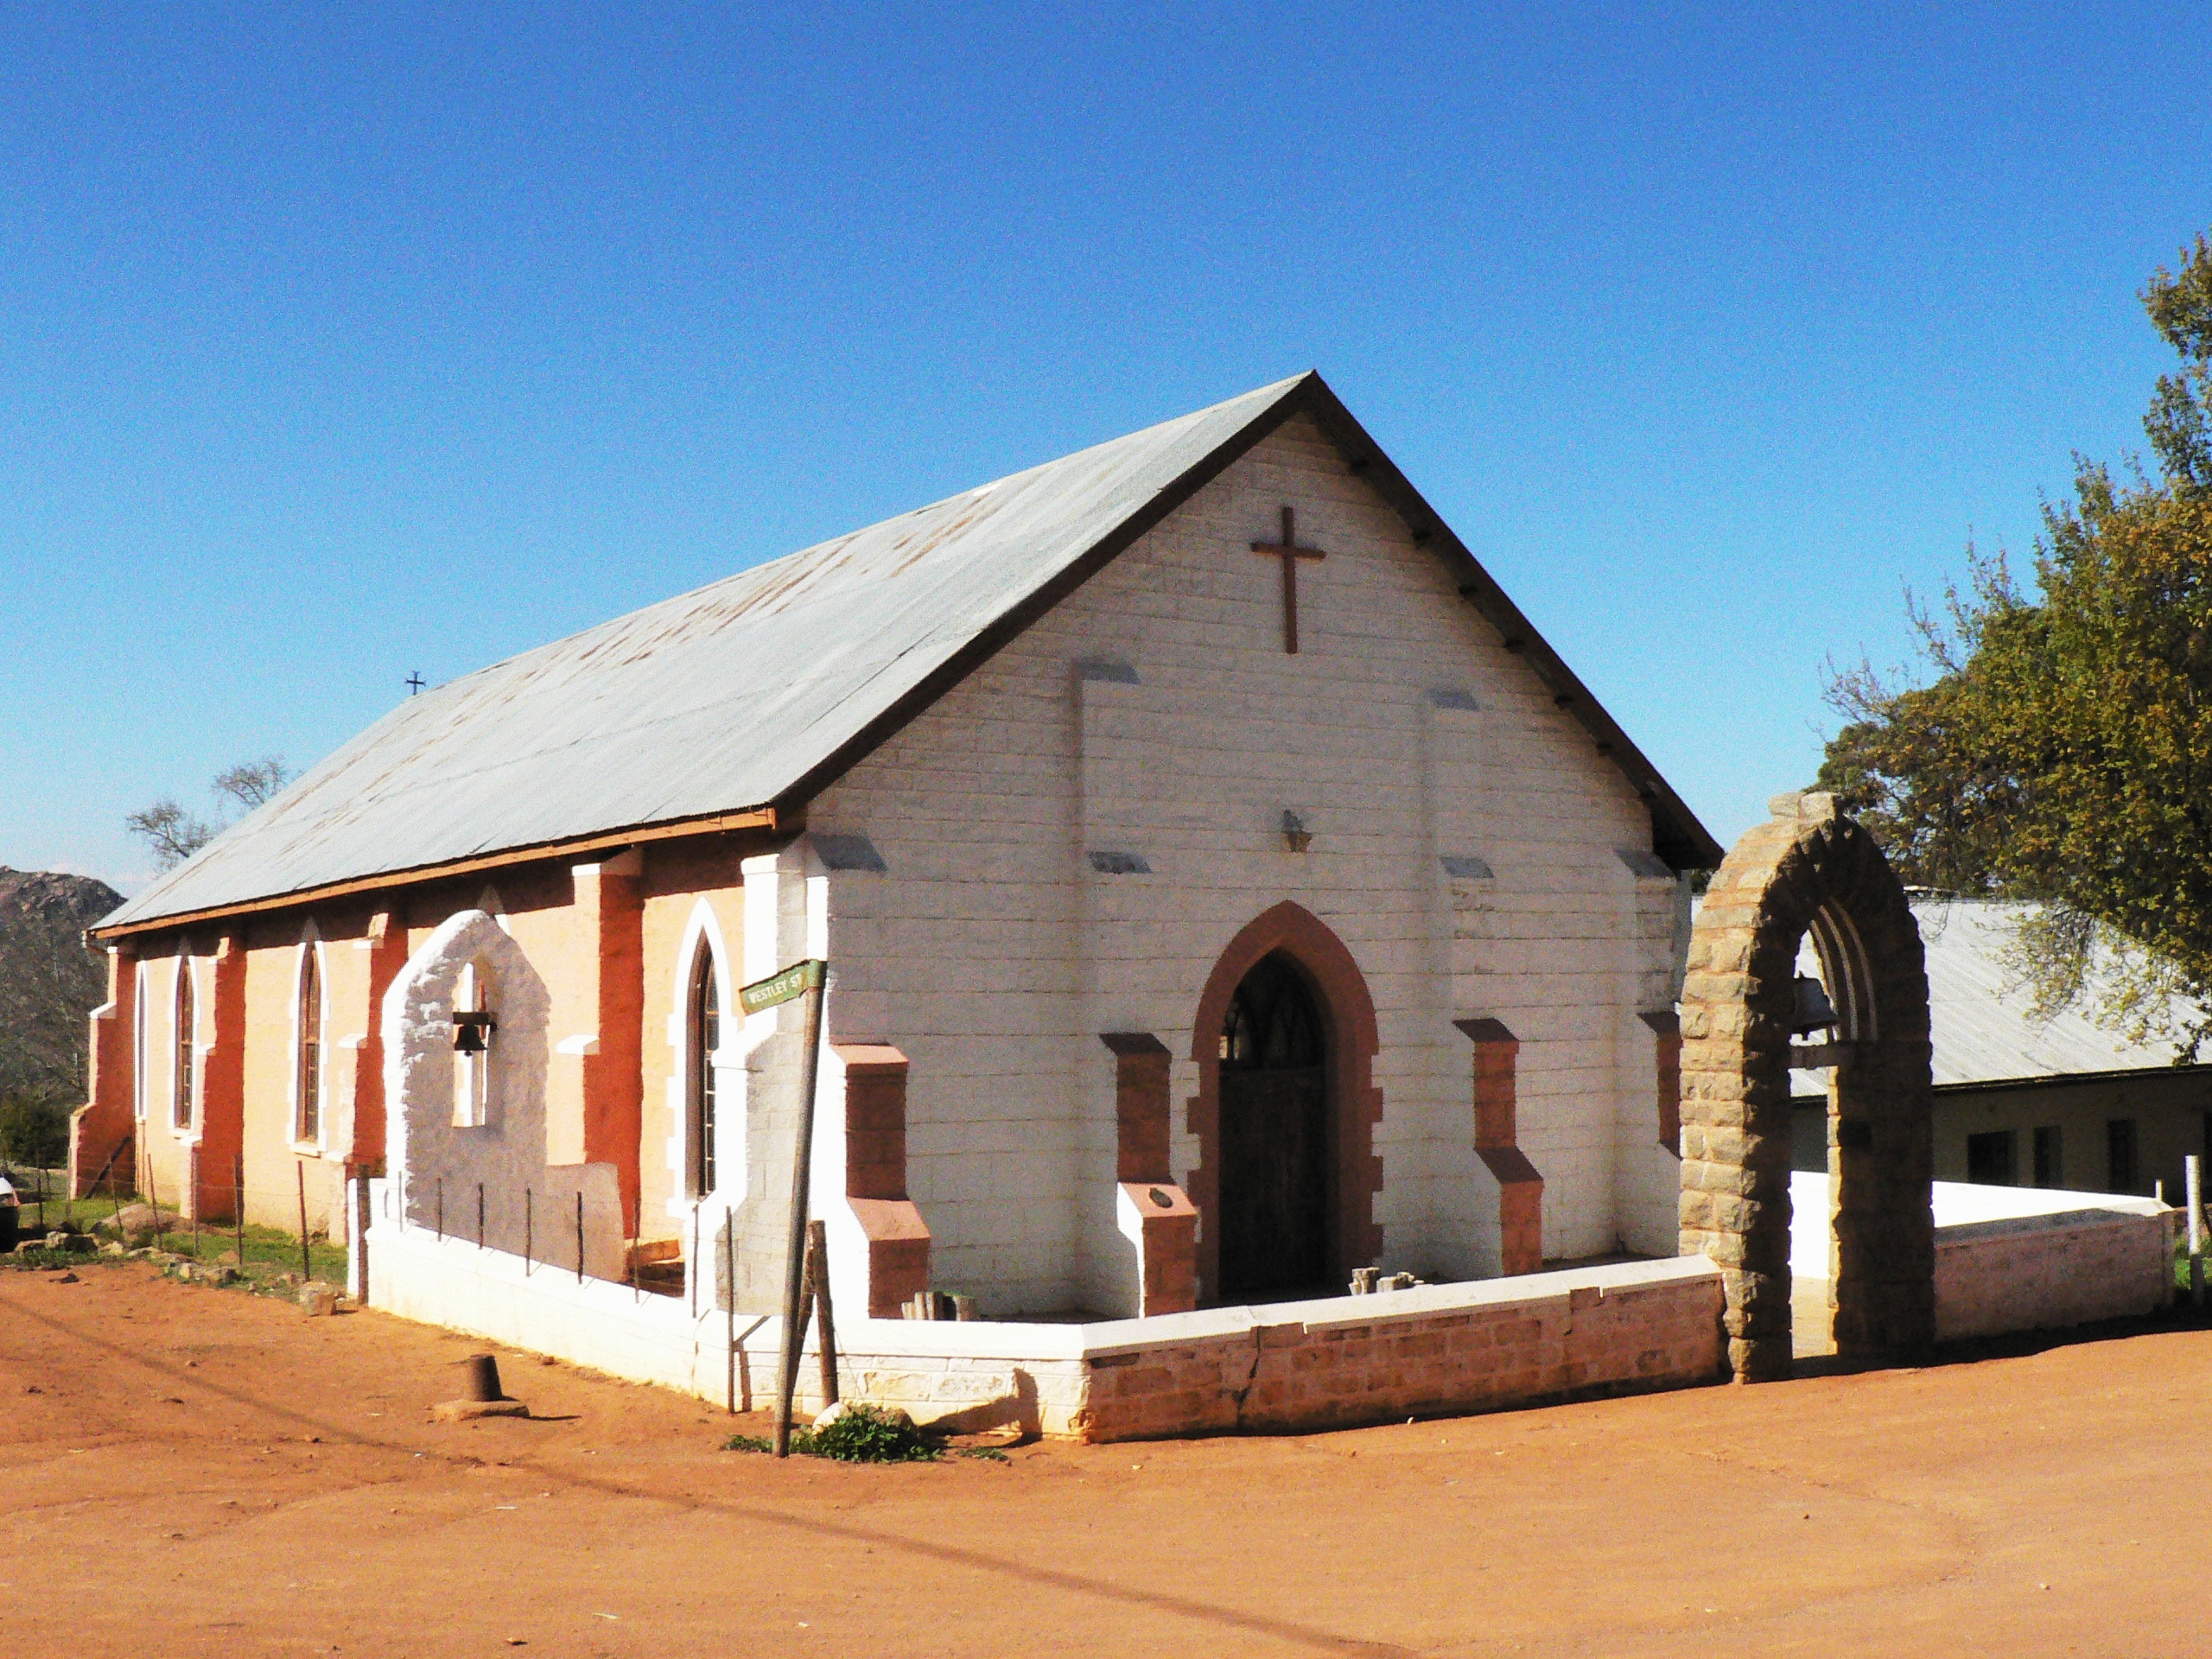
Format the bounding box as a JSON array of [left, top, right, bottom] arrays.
[[1789, 1172, 2176, 1340], [359, 1185, 1726, 1440], [359, 1172, 2177, 1439], [369, 1211, 731, 1396]]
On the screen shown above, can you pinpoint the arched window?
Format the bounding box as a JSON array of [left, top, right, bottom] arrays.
[[296, 944, 323, 1144], [452, 960, 495, 1128], [687, 944, 721, 1198], [173, 953, 197, 1132]]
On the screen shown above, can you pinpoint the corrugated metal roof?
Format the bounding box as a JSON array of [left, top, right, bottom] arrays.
[[105, 372, 1718, 931], [1791, 899, 2207, 1090]]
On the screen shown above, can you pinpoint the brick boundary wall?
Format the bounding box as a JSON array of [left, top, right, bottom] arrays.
[[1933, 1207, 2176, 1340], [1078, 1259, 1726, 1441], [362, 1185, 2175, 1443], [364, 1188, 1725, 1441]]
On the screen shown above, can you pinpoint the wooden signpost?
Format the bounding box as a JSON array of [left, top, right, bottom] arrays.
[[740, 957, 829, 1458]]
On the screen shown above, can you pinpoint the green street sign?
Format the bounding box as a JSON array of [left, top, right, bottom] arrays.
[[739, 958, 826, 1015]]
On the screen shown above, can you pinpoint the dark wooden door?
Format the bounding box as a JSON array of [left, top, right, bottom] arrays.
[[1216, 951, 1331, 1301]]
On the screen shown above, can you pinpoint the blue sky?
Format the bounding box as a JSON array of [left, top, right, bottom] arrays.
[[3, 3, 2207, 889]]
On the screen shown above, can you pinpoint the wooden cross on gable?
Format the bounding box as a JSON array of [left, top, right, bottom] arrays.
[[1251, 505, 1325, 654]]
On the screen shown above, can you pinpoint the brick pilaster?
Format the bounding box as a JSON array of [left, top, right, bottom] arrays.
[[1456, 1017, 1542, 1276], [70, 944, 137, 1198], [1103, 1033, 1195, 1315], [1102, 1031, 1171, 1182], [185, 934, 249, 1223], [577, 855, 645, 1235], [348, 910, 406, 1175], [832, 1042, 932, 1318]]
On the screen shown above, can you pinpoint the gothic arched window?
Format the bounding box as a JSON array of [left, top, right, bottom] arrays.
[[133, 963, 149, 1122], [173, 953, 197, 1132], [687, 944, 721, 1198], [296, 944, 323, 1144]]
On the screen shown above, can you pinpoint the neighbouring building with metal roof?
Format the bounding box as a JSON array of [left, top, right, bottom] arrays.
[[1791, 899, 2212, 1198], [75, 371, 1719, 1368]]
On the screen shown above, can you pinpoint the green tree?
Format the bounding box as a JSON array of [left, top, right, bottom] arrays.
[[1819, 232, 2212, 1052], [0, 1090, 70, 1167]]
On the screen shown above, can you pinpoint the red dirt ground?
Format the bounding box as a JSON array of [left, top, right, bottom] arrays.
[[4, 1261, 2204, 1657]]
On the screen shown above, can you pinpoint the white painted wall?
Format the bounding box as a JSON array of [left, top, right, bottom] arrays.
[[802, 415, 1684, 1316]]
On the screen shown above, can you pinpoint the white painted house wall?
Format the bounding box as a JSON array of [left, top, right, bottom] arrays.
[[804, 416, 1685, 1317]]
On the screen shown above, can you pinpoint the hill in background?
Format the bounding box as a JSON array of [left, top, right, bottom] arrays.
[[0, 869, 123, 1165]]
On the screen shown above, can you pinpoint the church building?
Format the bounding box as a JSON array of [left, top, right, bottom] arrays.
[[76, 372, 1720, 1332]]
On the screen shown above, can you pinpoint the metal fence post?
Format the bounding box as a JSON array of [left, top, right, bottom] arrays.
[[2188, 1154, 2204, 1310], [296, 1161, 312, 1282]]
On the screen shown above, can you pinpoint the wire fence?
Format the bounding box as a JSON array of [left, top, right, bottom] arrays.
[[405, 1173, 689, 1300], [1, 1159, 348, 1287]]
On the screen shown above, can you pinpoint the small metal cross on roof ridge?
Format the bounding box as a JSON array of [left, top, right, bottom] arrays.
[[1251, 505, 1325, 654], [405, 671, 424, 696]]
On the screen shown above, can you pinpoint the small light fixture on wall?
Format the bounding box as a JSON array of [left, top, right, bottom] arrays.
[[453, 1011, 497, 1053], [1281, 810, 1313, 853]]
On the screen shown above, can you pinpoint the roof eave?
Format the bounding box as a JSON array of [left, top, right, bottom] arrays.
[[90, 805, 785, 943], [102, 369, 1719, 939]]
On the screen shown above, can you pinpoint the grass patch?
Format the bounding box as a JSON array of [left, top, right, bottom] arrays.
[[143, 1221, 348, 1286], [3, 1179, 346, 1289], [721, 1403, 943, 1463], [2177, 1235, 2209, 1294], [2, 1245, 110, 1272]]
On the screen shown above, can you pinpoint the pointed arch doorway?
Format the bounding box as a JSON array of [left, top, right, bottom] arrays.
[[1191, 902, 1383, 1305], [1217, 952, 1330, 1298]]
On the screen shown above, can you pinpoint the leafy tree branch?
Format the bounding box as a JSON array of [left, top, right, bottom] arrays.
[[1817, 231, 2212, 1055]]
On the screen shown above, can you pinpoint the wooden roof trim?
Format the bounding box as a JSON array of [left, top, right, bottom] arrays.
[[91, 806, 781, 942]]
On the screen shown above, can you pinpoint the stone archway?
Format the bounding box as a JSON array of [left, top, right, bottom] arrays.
[[1189, 902, 1383, 1304], [1680, 791, 1935, 1382]]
